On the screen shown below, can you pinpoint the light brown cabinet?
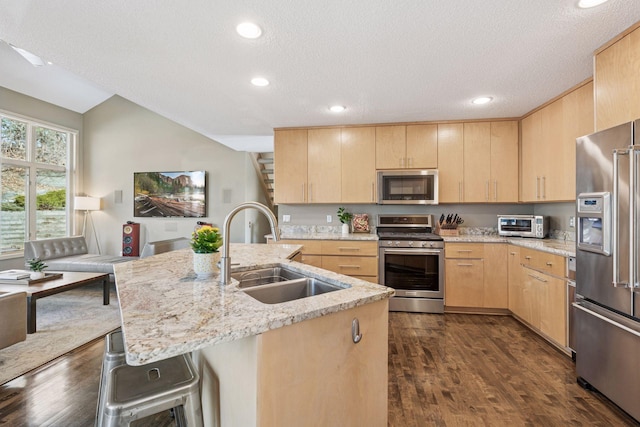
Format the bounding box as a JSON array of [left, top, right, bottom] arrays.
[[437, 123, 464, 203], [341, 127, 376, 203], [197, 299, 389, 426], [375, 124, 437, 169], [520, 82, 593, 202], [595, 25, 640, 131], [307, 128, 341, 203], [274, 129, 308, 204], [463, 121, 519, 203], [444, 243, 507, 309], [278, 239, 378, 282]]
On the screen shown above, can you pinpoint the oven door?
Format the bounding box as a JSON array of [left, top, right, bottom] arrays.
[[378, 247, 444, 298]]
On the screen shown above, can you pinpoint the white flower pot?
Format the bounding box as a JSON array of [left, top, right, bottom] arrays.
[[342, 223, 350, 235], [193, 252, 221, 278], [30, 271, 45, 280]]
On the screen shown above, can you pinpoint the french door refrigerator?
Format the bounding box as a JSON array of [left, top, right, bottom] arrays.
[[575, 119, 640, 422]]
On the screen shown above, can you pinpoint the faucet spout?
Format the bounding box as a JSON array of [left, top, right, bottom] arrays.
[[219, 201, 279, 285]]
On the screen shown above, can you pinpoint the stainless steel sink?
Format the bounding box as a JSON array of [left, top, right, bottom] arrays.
[[232, 267, 305, 288], [233, 267, 348, 304]]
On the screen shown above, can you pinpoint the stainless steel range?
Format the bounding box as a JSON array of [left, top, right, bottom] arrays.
[[377, 214, 444, 313]]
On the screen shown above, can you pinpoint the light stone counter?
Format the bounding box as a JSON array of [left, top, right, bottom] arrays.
[[279, 232, 378, 241], [443, 235, 575, 257], [114, 243, 394, 366]]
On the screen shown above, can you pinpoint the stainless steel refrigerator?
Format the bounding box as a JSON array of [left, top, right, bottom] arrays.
[[575, 119, 640, 422]]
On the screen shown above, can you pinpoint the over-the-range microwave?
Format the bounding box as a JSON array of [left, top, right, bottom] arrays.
[[377, 170, 438, 205]]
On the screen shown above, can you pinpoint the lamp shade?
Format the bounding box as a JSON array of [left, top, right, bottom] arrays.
[[74, 196, 101, 211]]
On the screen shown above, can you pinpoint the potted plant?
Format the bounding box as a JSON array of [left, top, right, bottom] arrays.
[[191, 225, 223, 278], [27, 258, 48, 280], [337, 207, 353, 235]]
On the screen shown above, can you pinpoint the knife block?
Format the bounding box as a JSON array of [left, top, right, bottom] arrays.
[[436, 224, 459, 236]]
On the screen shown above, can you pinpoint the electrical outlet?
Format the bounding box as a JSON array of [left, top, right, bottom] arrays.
[[569, 216, 575, 228], [283, 215, 291, 223], [327, 215, 332, 223]]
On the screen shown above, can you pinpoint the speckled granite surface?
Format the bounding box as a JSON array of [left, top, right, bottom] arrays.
[[443, 235, 575, 257], [114, 243, 394, 366]]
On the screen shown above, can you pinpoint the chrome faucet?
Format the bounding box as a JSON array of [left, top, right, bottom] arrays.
[[219, 201, 279, 285]]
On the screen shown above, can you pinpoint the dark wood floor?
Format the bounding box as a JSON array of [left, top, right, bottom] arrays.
[[0, 313, 637, 426]]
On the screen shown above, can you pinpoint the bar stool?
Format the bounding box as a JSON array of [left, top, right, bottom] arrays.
[[96, 329, 126, 427], [96, 331, 203, 427]]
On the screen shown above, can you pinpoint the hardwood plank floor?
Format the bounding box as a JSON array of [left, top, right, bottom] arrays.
[[0, 312, 637, 426]]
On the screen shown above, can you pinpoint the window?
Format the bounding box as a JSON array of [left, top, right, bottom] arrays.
[[0, 112, 76, 256]]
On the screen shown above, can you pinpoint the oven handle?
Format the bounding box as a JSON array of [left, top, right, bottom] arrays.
[[380, 248, 443, 255]]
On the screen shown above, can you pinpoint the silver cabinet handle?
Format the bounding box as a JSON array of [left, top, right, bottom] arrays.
[[541, 176, 546, 199], [338, 247, 361, 251], [371, 182, 375, 202], [309, 183, 313, 202], [338, 264, 361, 268], [536, 176, 540, 199], [485, 181, 489, 201], [352, 318, 362, 343], [457, 263, 474, 267], [408, 157, 413, 168], [302, 183, 305, 201], [494, 180, 498, 201]]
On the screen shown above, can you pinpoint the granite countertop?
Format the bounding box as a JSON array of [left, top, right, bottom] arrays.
[[443, 236, 575, 257], [277, 230, 575, 257], [113, 243, 394, 366]]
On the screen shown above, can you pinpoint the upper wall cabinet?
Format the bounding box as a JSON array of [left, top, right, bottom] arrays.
[[308, 128, 342, 203], [342, 127, 376, 203], [274, 129, 308, 204], [520, 82, 593, 202], [437, 123, 464, 203], [375, 125, 437, 169], [595, 26, 640, 131]]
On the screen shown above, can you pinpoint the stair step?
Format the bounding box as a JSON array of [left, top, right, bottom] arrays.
[[261, 168, 274, 174], [264, 179, 274, 184], [257, 158, 273, 164]]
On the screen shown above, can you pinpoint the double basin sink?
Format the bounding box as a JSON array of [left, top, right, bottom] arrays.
[[232, 266, 348, 304]]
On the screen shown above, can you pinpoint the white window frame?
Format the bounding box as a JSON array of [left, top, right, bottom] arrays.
[[0, 108, 78, 259]]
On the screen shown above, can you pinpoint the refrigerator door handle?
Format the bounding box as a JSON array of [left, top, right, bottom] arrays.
[[573, 302, 640, 338], [612, 149, 629, 288], [632, 147, 640, 291]]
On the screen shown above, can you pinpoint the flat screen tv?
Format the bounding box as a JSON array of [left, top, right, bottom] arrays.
[[134, 171, 206, 218]]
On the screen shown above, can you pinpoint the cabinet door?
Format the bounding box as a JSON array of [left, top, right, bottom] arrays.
[[594, 31, 640, 131], [445, 259, 484, 307], [463, 122, 491, 202], [540, 99, 564, 201], [274, 129, 308, 204], [406, 124, 437, 169], [258, 300, 389, 426], [520, 113, 541, 202], [321, 255, 378, 277], [490, 121, 519, 203], [562, 82, 594, 201], [307, 128, 341, 203], [539, 275, 567, 347], [483, 244, 508, 309], [521, 267, 543, 328], [341, 127, 376, 203], [508, 246, 524, 316], [437, 123, 464, 203], [375, 125, 406, 169]]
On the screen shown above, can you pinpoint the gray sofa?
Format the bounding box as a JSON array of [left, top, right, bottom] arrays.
[[0, 291, 27, 350], [24, 236, 134, 280]]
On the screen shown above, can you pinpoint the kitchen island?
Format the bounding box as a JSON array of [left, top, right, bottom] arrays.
[[114, 243, 394, 426]]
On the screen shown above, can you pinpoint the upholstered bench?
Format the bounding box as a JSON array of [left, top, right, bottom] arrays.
[[24, 236, 134, 281]]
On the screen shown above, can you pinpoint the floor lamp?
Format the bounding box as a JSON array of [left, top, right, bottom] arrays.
[[74, 196, 102, 254]]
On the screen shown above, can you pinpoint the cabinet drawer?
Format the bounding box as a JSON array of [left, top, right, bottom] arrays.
[[321, 256, 378, 276], [321, 241, 377, 256], [445, 243, 484, 259], [278, 239, 322, 255], [520, 248, 564, 277]]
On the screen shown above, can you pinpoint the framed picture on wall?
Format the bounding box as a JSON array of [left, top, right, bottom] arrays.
[[134, 170, 206, 217]]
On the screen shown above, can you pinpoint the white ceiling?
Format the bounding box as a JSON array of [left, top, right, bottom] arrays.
[[1, 1, 640, 152]]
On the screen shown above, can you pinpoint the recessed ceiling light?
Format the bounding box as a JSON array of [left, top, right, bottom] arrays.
[[236, 22, 262, 39], [577, 0, 609, 8], [471, 97, 493, 105], [329, 105, 346, 113], [251, 77, 269, 87]]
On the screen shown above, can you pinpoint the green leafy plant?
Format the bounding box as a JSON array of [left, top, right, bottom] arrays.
[[337, 207, 353, 224], [27, 258, 48, 272], [191, 225, 223, 253]]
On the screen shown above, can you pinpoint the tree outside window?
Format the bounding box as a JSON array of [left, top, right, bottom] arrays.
[[1, 114, 75, 255]]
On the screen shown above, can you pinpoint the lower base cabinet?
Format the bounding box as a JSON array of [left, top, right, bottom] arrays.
[[195, 299, 389, 426]]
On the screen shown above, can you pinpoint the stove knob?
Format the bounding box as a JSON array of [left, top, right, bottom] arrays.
[[394, 241, 400, 247], [408, 241, 414, 247], [421, 241, 428, 248]]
